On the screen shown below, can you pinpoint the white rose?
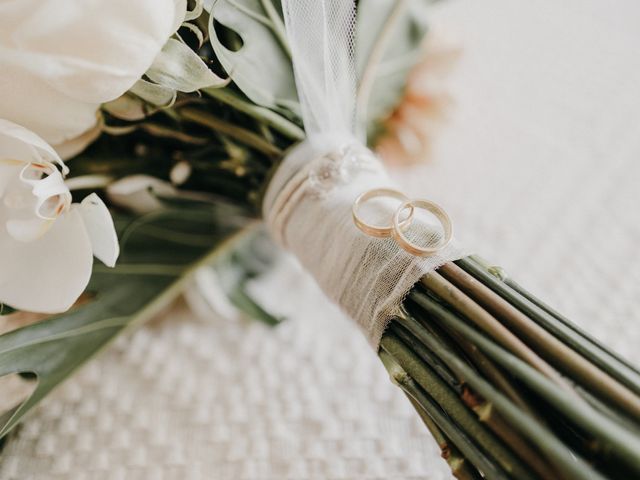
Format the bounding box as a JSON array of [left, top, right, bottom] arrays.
[[0, 119, 119, 313], [0, 0, 186, 151]]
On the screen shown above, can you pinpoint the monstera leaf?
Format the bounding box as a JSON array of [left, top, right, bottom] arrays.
[[0, 204, 253, 438], [207, 0, 299, 114], [206, 0, 431, 136]]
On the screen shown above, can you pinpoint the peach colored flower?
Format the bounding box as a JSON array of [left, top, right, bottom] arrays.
[[375, 35, 461, 167]]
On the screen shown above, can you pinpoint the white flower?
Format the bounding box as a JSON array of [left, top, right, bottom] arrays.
[[0, 119, 119, 313], [106, 174, 218, 214], [0, 0, 187, 151], [107, 175, 178, 215]]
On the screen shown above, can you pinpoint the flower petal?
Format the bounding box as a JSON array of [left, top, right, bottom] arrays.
[[78, 193, 119, 268], [0, 208, 92, 313], [173, 0, 189, 29], [107, 175, 177, 214], [6, 217, 54, 243], [0, 118, 67, 171], [52, 120, 102, 160], [0, 0, 187, 145], [0, 58, 100, 145], [2, 0, 185, 104], [0, 159, 23, 198]]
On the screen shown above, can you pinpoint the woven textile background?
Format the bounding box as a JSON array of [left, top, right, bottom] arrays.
[[1, 0, 639, 478]]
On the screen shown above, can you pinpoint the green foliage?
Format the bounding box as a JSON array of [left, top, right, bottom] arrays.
[[205, 0, 431, 140], [207, 229, 282, 326], [356, 0, 431, 136], [0, 205, 251, 439], [0, 0, 437, 449], [207, 0, 300, 114], [0, 305, 16, 316], [382, 258, 640, 479]]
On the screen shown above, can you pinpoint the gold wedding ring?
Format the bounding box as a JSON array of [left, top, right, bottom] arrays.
[[352, 188, 414, 238], [392, 199, 453, 256]]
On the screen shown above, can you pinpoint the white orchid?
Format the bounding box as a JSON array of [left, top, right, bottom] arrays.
[[0, 0, 187, 153], [0, 119, 118, 313]]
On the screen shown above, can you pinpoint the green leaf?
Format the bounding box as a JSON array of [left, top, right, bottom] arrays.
[[207, 0, 299, 114], [357, 0, 431, 130], [147, 38, 229, 92], [0, 305, 16, 316], [0, 206, 253, 439], [202, 87, 304, 140], [129, 79, 176, 107], [210, 228, 282, 326]]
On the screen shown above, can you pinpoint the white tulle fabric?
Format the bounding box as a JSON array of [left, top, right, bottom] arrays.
[[264, 0, 464, 347]]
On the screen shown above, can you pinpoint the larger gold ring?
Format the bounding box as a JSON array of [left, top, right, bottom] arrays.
[[392, 199, 453, 256], [352, 188, 414, 238]]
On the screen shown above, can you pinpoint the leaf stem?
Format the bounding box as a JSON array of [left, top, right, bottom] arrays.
[[382, 330, 537, 480], [392, 317, 462, 390], [379, 350, 510, 480], [439, 261, 640, 420], [180, 107, 283, 156], [259, 0, 292, 57], [421, 272, 576, 395], [459, 256, 640, 394], [404, 393, 485, 480], [203, 88, 304, 140], [355, 0, 409, 138], [396, 312, 557, 478], [410, 291, 640, 474], [429, 311, 537, 417]]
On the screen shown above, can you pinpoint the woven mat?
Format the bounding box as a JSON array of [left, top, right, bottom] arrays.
[[1, 0, 639, 478]]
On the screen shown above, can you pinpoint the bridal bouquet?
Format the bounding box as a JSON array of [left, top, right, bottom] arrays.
[[1, 1, 639, 478]]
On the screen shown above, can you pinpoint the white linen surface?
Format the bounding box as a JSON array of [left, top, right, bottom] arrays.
[[1, 0, 639, 478]]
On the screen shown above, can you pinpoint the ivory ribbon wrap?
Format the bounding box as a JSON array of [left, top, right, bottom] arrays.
[[264, 0, 464, 348]]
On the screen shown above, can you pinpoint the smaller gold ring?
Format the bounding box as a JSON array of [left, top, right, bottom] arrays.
[[392, 199, 453, 256], [352, 188, 414, 238]]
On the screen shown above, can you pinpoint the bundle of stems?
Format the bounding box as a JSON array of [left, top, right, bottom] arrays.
[[381, 255, 640, 480]]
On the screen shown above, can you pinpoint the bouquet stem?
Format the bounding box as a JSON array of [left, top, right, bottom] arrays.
[[381, 256, 640, 480]]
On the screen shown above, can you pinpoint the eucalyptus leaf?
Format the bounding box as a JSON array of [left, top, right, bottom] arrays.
[[207, 0, 299, 114], [0, 206, 252, 439]]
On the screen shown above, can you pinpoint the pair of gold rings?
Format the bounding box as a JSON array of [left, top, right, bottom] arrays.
[[352, 188, 453, 257]]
